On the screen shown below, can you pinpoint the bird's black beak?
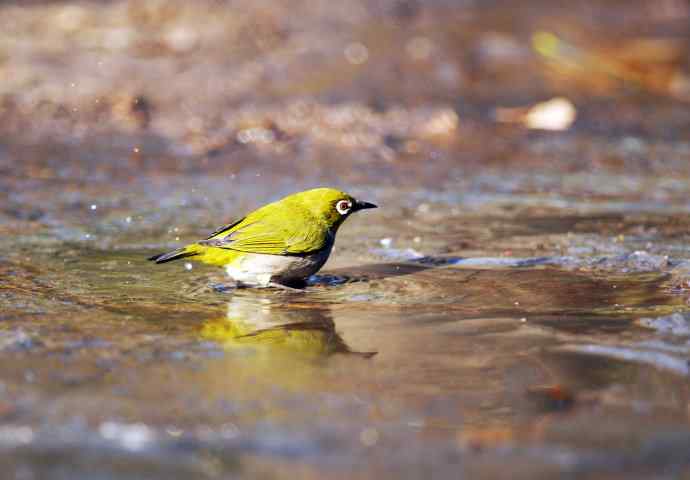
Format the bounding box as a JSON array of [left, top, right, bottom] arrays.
[[353, 200, 378, 211]]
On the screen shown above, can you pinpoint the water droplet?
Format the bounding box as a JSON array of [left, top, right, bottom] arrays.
[[345, 42, 369, 65], [99, 422, 153, 451], [184, 263, 193, 271], [237, 127, 275, 144], [166, 427, 183, 437]]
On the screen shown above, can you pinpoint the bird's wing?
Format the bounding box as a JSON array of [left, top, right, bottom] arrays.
[[200, 212, 329, 255], [205, 217, 245, 240]]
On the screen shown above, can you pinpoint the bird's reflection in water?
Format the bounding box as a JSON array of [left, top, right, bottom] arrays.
[[200, 293, 375, 359]]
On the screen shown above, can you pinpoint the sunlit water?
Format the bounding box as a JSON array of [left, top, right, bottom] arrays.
[[4, 174, 690, 479], [3, 0, 690, 477]]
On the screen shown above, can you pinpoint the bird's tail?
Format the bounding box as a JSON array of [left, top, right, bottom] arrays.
[[148, 244, 200, 264]]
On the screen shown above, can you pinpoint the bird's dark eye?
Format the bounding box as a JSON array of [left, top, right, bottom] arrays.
[[336, 200, 352, 215]]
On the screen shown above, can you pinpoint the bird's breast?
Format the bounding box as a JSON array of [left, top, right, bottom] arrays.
[[225, 243, 333, 286]]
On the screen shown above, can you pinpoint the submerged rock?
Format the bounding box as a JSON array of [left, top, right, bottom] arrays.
[[639, 313, 690, 336], [0, 330, 41, 352]]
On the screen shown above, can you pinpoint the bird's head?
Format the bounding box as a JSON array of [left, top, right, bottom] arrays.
[[296, 188, 377, 228]]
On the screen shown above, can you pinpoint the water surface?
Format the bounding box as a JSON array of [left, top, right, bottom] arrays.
[[3, 0, 690, 478]]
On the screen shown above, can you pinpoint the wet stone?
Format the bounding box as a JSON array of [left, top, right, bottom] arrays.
[[0, 331, 42, 352], [639, 313, 690, 337]]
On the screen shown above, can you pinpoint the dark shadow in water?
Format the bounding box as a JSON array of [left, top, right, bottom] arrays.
[[310, 255, 565, 287], [309, 261, 442, 286]]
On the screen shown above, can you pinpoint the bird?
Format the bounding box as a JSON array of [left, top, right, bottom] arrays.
[[148, 187, 377, 289]]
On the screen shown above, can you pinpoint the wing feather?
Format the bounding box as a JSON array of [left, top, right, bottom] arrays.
[[199, 207, 329, 255], [205, 217, 246, 239]]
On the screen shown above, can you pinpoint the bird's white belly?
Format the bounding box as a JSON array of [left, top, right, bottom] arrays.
[[225, 246, 332, 287]]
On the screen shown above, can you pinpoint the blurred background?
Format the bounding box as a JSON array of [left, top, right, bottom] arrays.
[[3, 2, 690, 479], [2, 0, 689, 188]]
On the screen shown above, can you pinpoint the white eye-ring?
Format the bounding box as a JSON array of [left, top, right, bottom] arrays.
[[336, 199, 352, 215]]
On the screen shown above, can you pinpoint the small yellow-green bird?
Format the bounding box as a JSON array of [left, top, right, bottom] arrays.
[[148, 187, 377, 288]]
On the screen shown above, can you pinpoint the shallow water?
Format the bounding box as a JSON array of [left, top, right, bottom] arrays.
[[4, 186, 690, 478], [3, 0, 690, 478]]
